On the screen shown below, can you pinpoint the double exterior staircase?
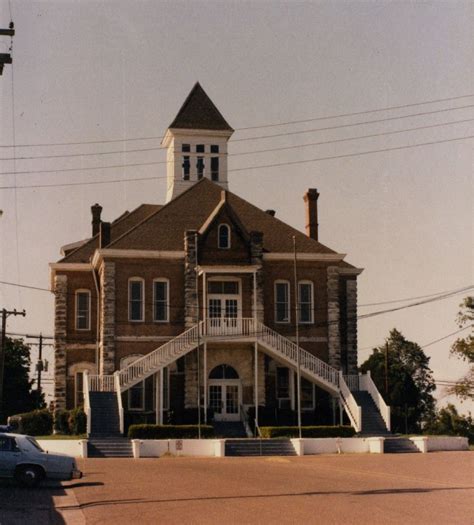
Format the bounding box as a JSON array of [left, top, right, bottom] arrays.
[[225, 439, 297, 457], [84, 318, 391, 437]]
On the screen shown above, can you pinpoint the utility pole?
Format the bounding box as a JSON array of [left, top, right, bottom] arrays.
[[36, 334, 44, 405], [293, 236, 302, 440], [0, 308, 26, 417], [0, 21, 14, 76], [384, 341, 389, 396]]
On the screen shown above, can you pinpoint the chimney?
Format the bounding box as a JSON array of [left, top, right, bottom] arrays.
[[265, 209, 276, 217], [99, 221, 111, 248], [91, 203, 102, 236], [303, 188, 319, 241]]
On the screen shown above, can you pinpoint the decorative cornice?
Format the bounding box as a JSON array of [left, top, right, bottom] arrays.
[[262, 253, 346, 262], [339, 268, 364, 275], [197, 265, 261, 275]]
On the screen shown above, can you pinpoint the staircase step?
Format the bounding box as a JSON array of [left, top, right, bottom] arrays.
[[384, 438, 419, 454], [225, 439, 297, 457]]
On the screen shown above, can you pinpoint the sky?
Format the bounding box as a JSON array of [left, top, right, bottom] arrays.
[[0, 1, 472, 412]]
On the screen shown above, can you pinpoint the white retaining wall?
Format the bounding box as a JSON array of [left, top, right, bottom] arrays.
[[132, 439, 225, 458], [37, 439, 88, 458]]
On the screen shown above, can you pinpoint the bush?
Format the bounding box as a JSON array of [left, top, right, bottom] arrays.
[[68, 407, 87, 435], [259, 425, 356, 439], [128, 424, 214, 439], [9, 409, 53, 436], [54, 410, 70, 434]]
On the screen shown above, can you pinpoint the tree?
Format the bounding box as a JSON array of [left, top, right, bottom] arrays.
[[447, 296, 473, 401], [0, 337, 44, 423], [424, 404, 474, 444], [360, 329, 436, 433]]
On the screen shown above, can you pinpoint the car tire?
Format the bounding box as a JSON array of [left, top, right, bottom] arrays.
[[15, 465, 44, 488]]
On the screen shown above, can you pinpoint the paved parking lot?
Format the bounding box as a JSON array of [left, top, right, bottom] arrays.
[[1, 452, 472, 525]]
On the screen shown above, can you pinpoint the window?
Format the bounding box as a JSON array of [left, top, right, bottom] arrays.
[[75, 290, 91, 330], [182, 156, 190, 180], [153, 279, 169, 322], [197, 157, 205, 179], [211, 156, 219, 181], [210, 145, 219, 154], [298, 281, 314, 324], [196, 144, 205, 153], [275, 281, 290, 323], [276, 367, 290, 398], [208, 280, 239, 294], [301, 378, 315, 410], [129, 278, 144, 322], [218, 224, 230, 249], [181, 144, 190, 152], [121, 355, 145, 410]]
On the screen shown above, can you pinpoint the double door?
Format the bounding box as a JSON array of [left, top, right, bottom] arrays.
[[208, 296, 240, 334], [208, 381, 240, 421]]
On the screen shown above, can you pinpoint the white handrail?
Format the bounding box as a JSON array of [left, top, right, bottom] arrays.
[[339, 372, 362, 432], [88, 374, 115, 392], [343, 374, 360, 391], [360, 371, 391, 431], [255, 321, 340, 391], [83, 370, 91, 436], [114, 371, 124, 434]]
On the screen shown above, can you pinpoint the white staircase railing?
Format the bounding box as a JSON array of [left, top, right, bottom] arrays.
[[83, 370, 92, 436], [343, 374, 360, 392], [117, 324, 200, 391], [339, 372, 362, 432], [360, 370, 391, 431], [255, 321, 340, 392], [114, 371, 124, 434], [89, 374, 115, 392]]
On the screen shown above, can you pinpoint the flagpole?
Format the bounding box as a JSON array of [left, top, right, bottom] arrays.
[[195, 232, 201, 439], [293, 236, 302, 439]]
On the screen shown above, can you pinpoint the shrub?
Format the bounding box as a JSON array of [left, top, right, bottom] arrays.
[[9, 409, 53, 436], [259, 425, 355, 439], [128, 424, 214, 439], [54, 409, 70, 434], [68, 407, 87, 435]]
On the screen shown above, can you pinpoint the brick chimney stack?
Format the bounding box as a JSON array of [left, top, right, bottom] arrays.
[[303, 189, 319, 241], [91, 203, 102, 236], [99, 222, 111, 248]]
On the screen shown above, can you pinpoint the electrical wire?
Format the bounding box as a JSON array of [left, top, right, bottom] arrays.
[[0, 133, 472, 190], [1, 94, 473, 149], [2, 117, 472, 162]]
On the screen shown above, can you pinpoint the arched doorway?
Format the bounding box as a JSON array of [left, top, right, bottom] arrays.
[[208, 365, 241, 421]]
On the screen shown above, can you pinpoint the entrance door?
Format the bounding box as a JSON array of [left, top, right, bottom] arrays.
[[208, 381, 241, 421], [207, 280, 241, 335]]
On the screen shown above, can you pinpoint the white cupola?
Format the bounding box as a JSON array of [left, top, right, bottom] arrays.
[[161, 83, 234, 203]]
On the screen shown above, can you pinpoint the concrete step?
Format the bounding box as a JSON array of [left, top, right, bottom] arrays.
[[384, 438, 420, 454], [225, 439, 297, 457], [88, 438, 133, 458]]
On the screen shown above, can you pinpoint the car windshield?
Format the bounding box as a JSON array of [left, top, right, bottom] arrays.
[[26, 437, 44, 452]]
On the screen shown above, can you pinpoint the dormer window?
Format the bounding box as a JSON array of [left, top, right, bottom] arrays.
[[218, 224, 230, 249]]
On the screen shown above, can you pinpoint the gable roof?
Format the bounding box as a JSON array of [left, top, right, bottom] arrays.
[[60, 203, 162, 263], [168, 82, 233, 132], [107, 179, 342, 256]]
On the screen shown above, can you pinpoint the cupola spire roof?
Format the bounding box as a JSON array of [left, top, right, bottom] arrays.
[[168, 82, 233, 132]]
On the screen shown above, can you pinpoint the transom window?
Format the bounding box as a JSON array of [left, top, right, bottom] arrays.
[[218, 224, 230, 249], [209, 364, 239, 379], [181, 144, 190, 152], [208, 280, 239, 295], [196, 144, 205, 153], [75, 290, 91, 330], [129, 278, 144, 322], [153, 279, 169, 322], [275, 281, 290, 323], [298, 281, 314, 324]]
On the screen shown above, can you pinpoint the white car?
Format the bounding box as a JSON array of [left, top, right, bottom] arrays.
[[0, 433, 82, 487]]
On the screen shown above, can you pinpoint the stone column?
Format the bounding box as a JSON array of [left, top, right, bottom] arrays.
[[99, 261, 116, 375], [346, 279, 358, 374], [250, 231, 264, 322], [54, 274, 68, 413], [184, 351, 198, 409], [184, 230, 199, 328], [327, 266, 341, 369]]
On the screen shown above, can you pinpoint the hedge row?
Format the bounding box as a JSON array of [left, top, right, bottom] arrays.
[[259, 425, 356, 439], [8, 409, 53, 436], [128, 424, 214, 439], [54, 407, 87, 435]]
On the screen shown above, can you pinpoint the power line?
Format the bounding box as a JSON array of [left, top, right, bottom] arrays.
[[1, 94, 473, 149], [0, 133, 472, 190], [359, 287, 474, 308], [2, 116, 472, 163], [231, 104, 474, 143]]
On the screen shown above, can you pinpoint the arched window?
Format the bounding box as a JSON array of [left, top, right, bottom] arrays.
[[209, 364, 239, 379], [218, 224, 230, 249], [68, 362, 95, 407]]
